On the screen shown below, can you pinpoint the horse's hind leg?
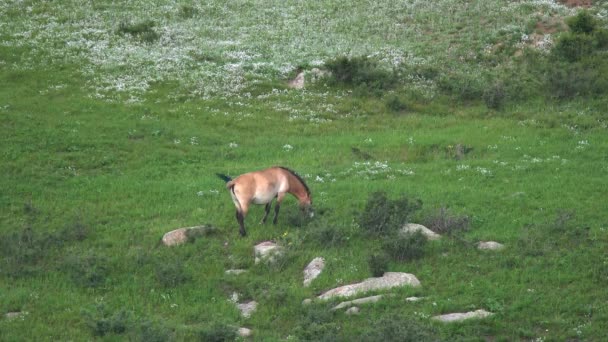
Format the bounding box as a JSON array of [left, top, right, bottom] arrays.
[[260, 203, 271, 224], [236, 210, 246, 236]]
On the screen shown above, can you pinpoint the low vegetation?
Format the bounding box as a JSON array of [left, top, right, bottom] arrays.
[[2, 1, 608, 340]]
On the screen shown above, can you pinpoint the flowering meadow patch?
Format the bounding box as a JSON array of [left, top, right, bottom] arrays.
[[1, 0, 573, 103]]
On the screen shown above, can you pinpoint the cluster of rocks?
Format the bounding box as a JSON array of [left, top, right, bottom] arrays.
[[161, 222, 506, 335]]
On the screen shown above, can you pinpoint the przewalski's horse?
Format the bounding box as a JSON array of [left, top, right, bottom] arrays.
[[217, 166, 312, 236]]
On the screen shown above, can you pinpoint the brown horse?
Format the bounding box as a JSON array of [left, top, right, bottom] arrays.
[[217, 166, 312, 236]]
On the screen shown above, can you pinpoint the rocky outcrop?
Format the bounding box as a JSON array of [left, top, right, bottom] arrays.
[[237, 301, 258, 318], [400, 223, 441, 240], [303, 257, 325, 287], [254, 241, 283, 264], [432, 309, 493, 323], [318, 272, 421, 300], [477, 241, 505, 250], [331, 295, 385, 311], [161, 225, 216, 246]]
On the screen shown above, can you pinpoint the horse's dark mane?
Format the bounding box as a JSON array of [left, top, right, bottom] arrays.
[[277, 166, 310, 196]]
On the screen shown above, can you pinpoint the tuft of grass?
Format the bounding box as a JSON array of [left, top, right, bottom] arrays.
[[422, 207, 470, 236], [154, 260, 191, 288], [368, 252, 390, 277], [62, 251, 110, 288], [382, 230, 428, 262], [117, 20, 160, 43]]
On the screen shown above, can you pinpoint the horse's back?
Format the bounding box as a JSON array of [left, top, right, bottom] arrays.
[[231, 168, 288, 204]]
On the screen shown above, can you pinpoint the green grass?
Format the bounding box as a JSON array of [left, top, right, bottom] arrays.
[[2, 0, 608, 341]]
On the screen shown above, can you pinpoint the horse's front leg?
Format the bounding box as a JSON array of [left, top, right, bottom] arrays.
[[260, 202, 272, 224], [273, 193, 285, 225]]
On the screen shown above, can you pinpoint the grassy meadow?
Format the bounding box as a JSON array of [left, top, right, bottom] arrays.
[[2, 0, 608, 340]]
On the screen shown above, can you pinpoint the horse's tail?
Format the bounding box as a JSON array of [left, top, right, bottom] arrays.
[[216, 173, 232, 183]]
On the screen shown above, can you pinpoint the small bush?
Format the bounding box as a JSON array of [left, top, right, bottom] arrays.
[[483, 81, 507, 110], [138, 320, 172, 342], [198, 323, 236, 342], [422, 207, 470, 236], [117, 20, 160, 43], [358, 192, 422, 236], [82, 304, 131, 337], [566, 10, 597, 35], [437, 71, 485, 102], [294, 306, 341, 341], [178, 5, 198, 19], [382, 231, 427, 261], [385, 95, 409, 112], [325, 56, 397, 92], [545, 57, 608, 99], [368, 252, 390, 277], [63, 252, 110, 288], [552, 32, 595, 62]]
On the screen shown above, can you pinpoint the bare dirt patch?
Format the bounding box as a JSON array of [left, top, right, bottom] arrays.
[[558, 0, 593, 8]]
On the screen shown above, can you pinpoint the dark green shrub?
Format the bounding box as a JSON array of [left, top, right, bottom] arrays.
[[483, 81, 507, 110], [422, 207, 470, 236], [437, 71, 485, 102], [325, 56, 397, 92], [179, 5, 198, 19], [117, 20, 160, 43], [545, 57, 608, 99], [368, 252, 390, 277], [82, 304, 132, 337], [198, 323, 236, 342], [63, 252, 109, 288], [308, 225, 349, 247], [566, 10, 597, 34], [137, 319, 172, 342], [294, 306, 341, 341], [552, 32, 595, 62], [358, 191, 422, 236], [382, 231, 427, 261], [385, 95, 409, 112]]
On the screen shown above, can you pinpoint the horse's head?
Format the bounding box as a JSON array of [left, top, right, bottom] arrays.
[[299, 194, 314, 218]]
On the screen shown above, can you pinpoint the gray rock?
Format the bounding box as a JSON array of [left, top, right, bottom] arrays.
[[225, 269, 248, 275], [303, 257, 325, 287], [318, 272, 421, 300], [432, 309, 493, 323], [162, 228, 189, 246], [254, 241, 283, 264], [5, 312, 24, 320], [332, 295, 384, 311], [400, 223, 441, 240], [345, 307, 360, 315], [288, 71, 305, 89], [237, 327, 253, 337], [302, 298, 313, 306], [477, 241, 505, 251], [237, 301, 258, 318], [405, 296, 424, 302], [161, 225, 216, 246]]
